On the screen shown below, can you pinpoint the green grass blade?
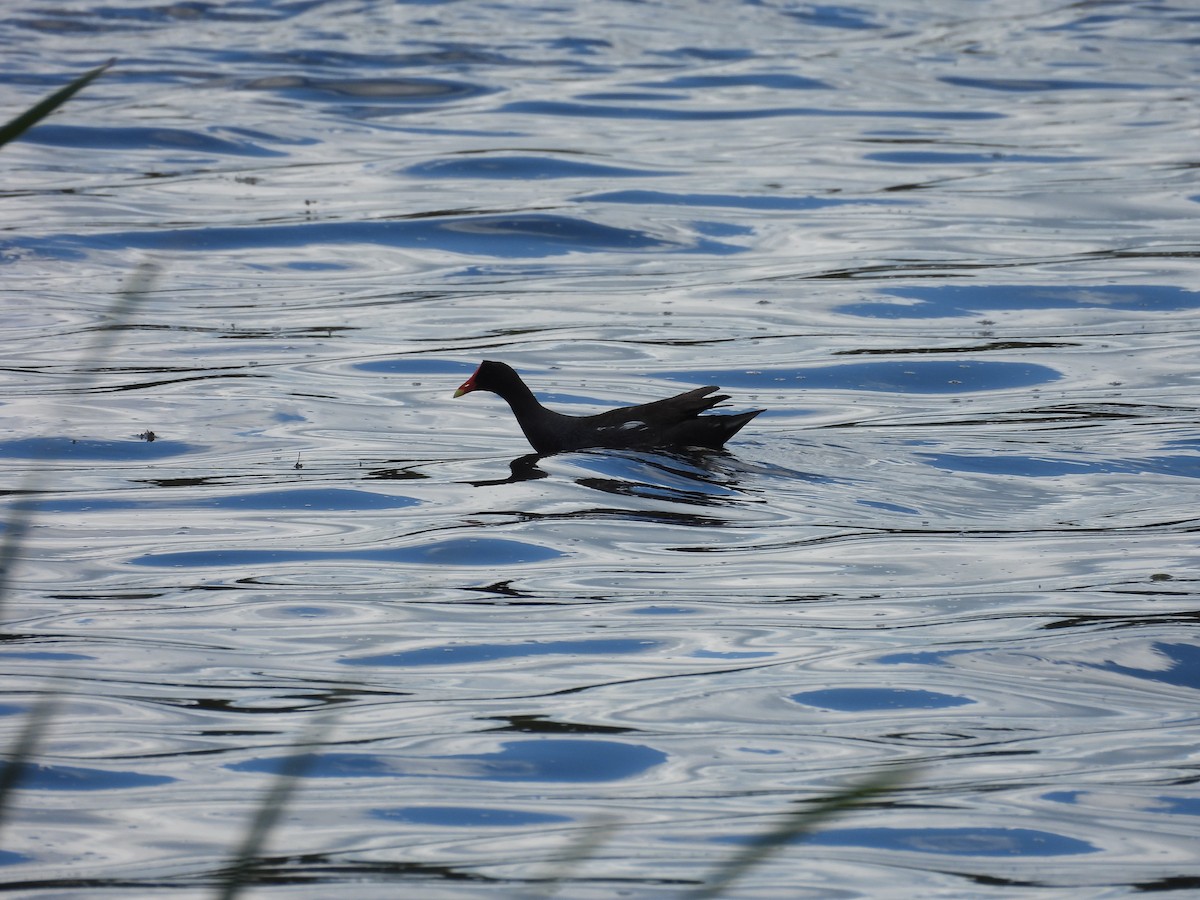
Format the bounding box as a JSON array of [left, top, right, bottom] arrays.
[[0, 59, 113, 149], [0, 692, 62, 838], [214, 719, 332, 900], [0, 497, 38, 622], [0, 261, 157, 618], [527, 815, 619, 898], [687, 766, 914, 900]]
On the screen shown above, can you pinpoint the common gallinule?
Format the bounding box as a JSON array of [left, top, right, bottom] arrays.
[[454, 360, 763, 455]]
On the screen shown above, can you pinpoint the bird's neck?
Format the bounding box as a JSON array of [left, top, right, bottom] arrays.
[[492, 380, 562, 454], [494, 379, 543, 417]]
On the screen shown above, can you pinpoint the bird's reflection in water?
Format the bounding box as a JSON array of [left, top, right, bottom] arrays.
[[467, 453, 548, 486], [465, 447, 756, 507], [571, 447, 749, 508]]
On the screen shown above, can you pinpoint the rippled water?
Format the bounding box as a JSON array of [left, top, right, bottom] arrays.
[[3, 1, 1200, 896]]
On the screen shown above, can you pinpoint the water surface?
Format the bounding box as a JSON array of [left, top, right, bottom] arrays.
[[2, 1, 1199, 896]]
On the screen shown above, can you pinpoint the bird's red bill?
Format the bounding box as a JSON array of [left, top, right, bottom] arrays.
[[453, 372, 477, 397]]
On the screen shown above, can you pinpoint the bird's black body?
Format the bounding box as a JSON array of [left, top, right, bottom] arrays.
[[454, 360, 763, 455]]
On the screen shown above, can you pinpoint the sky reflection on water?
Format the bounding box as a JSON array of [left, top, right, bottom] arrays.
[[2, 0, 1199, 896]]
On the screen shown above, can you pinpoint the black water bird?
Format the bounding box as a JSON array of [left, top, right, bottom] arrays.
[[454, 360, 763, 455]]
